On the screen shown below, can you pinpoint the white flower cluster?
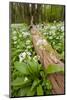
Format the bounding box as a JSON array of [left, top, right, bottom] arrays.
[[19, 51, 31, 62], [19, 52, 26, 62], [19, 34, 22, 38], [26, 40, 31, 45], [61, 26, 64, 32], [24, 77, 28, 82], [14, 41, 17, 44], [43, 32, 48, 35], [22, 32, 30, 37], [50, 26, 56, 30], [33, 55, 40, 62], [27, 46, 31, 49], [33, 56, 38, 62]]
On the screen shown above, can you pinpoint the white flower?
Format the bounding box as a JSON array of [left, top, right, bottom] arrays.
[[44, 26, 48, 30], [61, 26, 64, 31], [27, 46, 31, 49], [26, 40, 31, 45], [56, 37, 59, 39], [19, 52, 26, 62], [53, 42, 55, 45], [22, 32, 30, 37], [26, 52, 31, 56], [33, 56, 38, 61], [43, 32, 48, 35], [50, 26, 56, 30], [19, 34, 22, 37], [14, 41, 17, 44], [54, 20, 56, 23], [19, 57, 24, 62], [24, 77, 28, 81]]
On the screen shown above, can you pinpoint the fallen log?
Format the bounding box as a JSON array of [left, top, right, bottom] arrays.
[[31, 26, 64, 95]]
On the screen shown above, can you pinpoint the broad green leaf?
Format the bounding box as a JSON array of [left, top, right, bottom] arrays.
[[37, 85, 43, 95], [27, 59, 41, 75], [11, 77, 24, 86], [46, 64, 64, 74], [31, 79, 41, 91], [19, 87, 31, 96], [14, 61, 30, 75], [26, 89, 35, 96], [12, 77, 31, 87]]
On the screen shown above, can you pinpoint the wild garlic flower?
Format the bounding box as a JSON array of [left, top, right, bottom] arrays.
[[33, 56, 38, 62], [61, 26, 64, 32], [50, 26, 56, 30], [24, 77, 28, 81], [19, 52, 26, 62], [26, 40, 31, 45], [27, 46, 31, 49], [22, 32, 30, 37], [19, 34, 22, 38], [14, 41, 17, 44], [43, 32, 48, 35], [26, 51, 31, 56]]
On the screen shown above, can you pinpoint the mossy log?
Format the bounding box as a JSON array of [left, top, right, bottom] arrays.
[[31, 26, 64, 94]]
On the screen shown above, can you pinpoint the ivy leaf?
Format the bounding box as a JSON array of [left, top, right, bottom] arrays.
[[46, 64, 64, 74], [37, 85, 43, 95]]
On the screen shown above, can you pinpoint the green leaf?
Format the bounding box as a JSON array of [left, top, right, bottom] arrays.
[[12, 77, 31, 87], [46, 64, 64, 74], [26, 89, 35, 96], [11, 77, 24, 86], [31, 79, 41, 91], [37, 85, 43, 95], [14, 61, 29, 75], [27, 59, 41, 75], [19, 87, 31, 96]]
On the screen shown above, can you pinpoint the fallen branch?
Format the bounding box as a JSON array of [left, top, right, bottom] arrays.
[[31, 26, 64, 94]]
